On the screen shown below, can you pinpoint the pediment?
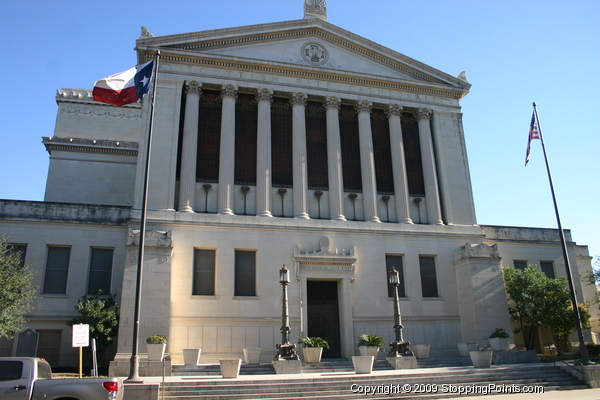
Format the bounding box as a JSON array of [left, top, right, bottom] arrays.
[[136, 19, 470, 97]]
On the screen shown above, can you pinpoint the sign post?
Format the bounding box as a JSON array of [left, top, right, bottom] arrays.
[[72, 324, 89, 378]]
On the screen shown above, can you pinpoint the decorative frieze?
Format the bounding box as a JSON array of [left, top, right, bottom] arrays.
[[293, 237, 357, 281], [59, 103, 141, 119], [42, 136, 138, 156]]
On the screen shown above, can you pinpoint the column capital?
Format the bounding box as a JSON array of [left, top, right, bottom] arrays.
[[220, 84, 238, 100], [384, 104, 403, 118], [354, 100, 372, 114], [290, 92, 307, 107], [323, 96, 341, 110], [414, 108, 432, 121], [185, 81, 202, 96], [256, 88, 273, 103]]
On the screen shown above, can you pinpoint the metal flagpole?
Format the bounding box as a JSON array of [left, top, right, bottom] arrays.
[[532, 101, 589, 365], [126, 50, 161, 382]]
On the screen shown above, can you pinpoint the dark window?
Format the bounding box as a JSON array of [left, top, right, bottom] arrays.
[[197, 89, 222, 182], [0, 360, 23, 381], [306, 100, 328, 189], [372, 108, 394, 194], [43, 247, 70, 294], [419, 256, 439, 297], [7, 244, 27, 268], [234, 250, 256, 297], [401, 113, 425, 196], [235, 93, 257, 185], [272, 96, 293, 186], [88, 248, 113, 294], [193, 249, 216, 296], [540, 261, 555, 279], [513, 260, 528, 270], [385, 255, 406, 297], [339, 104, 362, 192]]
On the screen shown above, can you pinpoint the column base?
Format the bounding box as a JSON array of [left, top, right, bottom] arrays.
[[399, 218, 414, 224], [430, 220, 445, 225], [366, 216, 381, 223], [257, 211, 274, 217], [178, 206, 194, 213], [294, 213, 310, 219], [330, 214, 347, 221], [218, 208, 235, 215]]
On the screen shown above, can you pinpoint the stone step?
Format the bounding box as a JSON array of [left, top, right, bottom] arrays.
[[162, 364, 586, 399]]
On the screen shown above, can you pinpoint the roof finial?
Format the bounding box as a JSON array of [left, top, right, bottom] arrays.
[[304, 0, 327, 21]]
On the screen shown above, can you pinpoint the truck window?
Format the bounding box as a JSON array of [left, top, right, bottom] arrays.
[[37, 360, 52, 379], [0, 361, 23, 381]]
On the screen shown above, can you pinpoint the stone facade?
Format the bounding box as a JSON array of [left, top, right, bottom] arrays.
[[0, 3, 597, 367]]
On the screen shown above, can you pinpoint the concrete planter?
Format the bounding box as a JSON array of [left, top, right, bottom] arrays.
[[243, 348, 262, 364], [182, 349, 201, 365], [272, 359, 302, 374], [302, 347, 323, 363], [352, 356, 374, 374], [469, 350, 493, 368], [358, 346, 380, 359], [488, 337, 509, 351], [412, 344, 431, 359], [219, 359, 242, 378], [457, 343, 478, 357], [146, 343, 166, 361]]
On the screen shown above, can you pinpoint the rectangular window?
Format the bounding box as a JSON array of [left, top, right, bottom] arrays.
[[7, 244, 27, 268], [419, 256, 439, 297], [43, 247, 70, 294], [235, 250, 256, 297], [385, 255, 406, 297], [193, 249, 216, 295], [540, 261, 555, 279], [88, 248, 114, 294], [513, 260, 528, 270]]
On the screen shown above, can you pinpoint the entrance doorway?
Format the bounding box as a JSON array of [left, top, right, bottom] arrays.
[[306, 280, 341, 358]]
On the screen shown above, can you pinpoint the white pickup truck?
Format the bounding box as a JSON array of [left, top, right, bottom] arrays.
[[0, 357, 123, 400]]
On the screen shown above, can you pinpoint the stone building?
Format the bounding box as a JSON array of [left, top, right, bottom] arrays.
[[1, 1, 597, 367]]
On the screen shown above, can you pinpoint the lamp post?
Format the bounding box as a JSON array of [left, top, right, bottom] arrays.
[[388, 267, 413, 357], [274, 265, 299, 360]]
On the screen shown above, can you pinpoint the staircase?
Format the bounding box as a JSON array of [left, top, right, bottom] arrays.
[[165, 362, 588, 399]]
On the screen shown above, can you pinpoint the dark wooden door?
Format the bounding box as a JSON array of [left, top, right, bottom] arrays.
[[307, 280, 341, 358]]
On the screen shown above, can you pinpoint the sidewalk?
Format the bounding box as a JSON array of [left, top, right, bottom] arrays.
[[467, 388, 600, 400]]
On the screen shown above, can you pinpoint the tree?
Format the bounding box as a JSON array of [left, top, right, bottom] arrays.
[[67, 290, 120, 351], [0, 237, 37, 339], [503, 265, 590, 353]]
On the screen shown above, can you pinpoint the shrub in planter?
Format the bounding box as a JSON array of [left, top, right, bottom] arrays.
[[488, 328, 510, 351], [357, 334, 385, 358], [298, 337, 329, 363], [146, 335, 168, 361]]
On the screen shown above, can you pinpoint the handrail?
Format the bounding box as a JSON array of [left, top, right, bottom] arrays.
[[549, 346, 584, 377]]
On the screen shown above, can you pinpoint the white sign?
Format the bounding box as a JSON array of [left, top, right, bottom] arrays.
[[72, 324, 90, 347]]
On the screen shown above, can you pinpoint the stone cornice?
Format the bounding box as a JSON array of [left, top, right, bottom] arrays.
[[42, 136, 138, 156], [57, 89, 142, 119]]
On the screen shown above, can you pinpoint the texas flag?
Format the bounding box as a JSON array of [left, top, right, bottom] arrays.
[[93, 60, 154, 106]]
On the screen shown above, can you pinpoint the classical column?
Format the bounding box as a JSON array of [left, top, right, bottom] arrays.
[[217, 84, 237, 215], [256, 88, 273, 217], [178, 81, 201, 213], [414, 108, 443, 225], [354, 100, 380, 223], [290, 92, 310, 219], [323, 96, 346, 221], [385, 104, 413, 224]]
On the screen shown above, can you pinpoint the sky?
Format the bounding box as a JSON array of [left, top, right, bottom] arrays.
[[0, 0, 598, 260]]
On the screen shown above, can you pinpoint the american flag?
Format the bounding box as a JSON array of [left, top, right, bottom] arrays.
[[525, 112, 540, 166]]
